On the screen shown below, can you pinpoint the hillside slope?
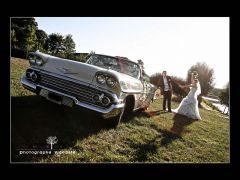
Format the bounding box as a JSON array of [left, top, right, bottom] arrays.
[[11, 58, 230, 163]]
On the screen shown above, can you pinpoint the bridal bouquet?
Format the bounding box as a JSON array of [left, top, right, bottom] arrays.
[[189, 70, 199, 79]]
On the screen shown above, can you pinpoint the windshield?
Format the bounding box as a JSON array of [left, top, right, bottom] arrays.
[[86, 55, 140, 79]]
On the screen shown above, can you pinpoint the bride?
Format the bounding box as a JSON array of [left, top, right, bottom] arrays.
[[172, 73, 202, 120]]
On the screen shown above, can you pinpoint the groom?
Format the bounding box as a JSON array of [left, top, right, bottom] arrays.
[[158, 71, 173, 112]]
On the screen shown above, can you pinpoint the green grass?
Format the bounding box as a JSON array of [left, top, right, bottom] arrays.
[[202, 99, 220, 111], [11, 58, 230, 163], [11, 57, 34, 97]]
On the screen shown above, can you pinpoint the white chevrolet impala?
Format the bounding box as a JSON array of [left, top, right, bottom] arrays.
[[21, 51, 157, 126]]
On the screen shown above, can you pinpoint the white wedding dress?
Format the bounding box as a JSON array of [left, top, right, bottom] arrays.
[[172, 85, 202, 120]]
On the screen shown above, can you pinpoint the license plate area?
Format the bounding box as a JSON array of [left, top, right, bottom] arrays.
[[40, 89, 73, 107], [48, 92, 62, 102]]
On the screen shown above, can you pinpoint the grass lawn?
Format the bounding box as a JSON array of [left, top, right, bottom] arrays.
[[11, 57, 230, 163]]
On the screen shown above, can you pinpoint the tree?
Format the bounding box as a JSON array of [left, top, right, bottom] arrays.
[[11, 29, 17, 48], [11, 18, 38, 56], [46, 33, 64, 54], [171, 76, 188, 97], [72, 53, 89, 62], [150, 73, 187, 97], [11, 22, 18, 48], [187, 62, 215, 96], [11, 18, 78, 60], [150, 72, 161, 87], [63, 34, 76, 58], [35, 29, 48, 52], [219, 82, 229, 114], [46, 136, 58, 150]]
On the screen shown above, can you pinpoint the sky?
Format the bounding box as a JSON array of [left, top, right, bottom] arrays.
[[35, 17, 229, 89]]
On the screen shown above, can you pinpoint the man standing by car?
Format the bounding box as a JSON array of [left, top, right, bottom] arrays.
[[158, 71, 173, 112]]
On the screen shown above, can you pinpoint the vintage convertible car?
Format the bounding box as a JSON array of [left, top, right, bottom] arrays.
[[21, 51, 157, 126]]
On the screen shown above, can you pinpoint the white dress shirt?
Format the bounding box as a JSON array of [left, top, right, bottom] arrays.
[[163, 76, 170, 91]]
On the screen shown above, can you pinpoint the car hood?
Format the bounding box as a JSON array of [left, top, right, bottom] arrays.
[[32, 52, 106, 85], [31, 51, 143, 93]]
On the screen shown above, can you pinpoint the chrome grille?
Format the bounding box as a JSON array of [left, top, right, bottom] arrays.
[[38, 71, 113, 108]]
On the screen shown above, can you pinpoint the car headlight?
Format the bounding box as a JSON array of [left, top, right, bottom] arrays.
[[36, 56, 43, 65], [106, 77, 117, 88], [95, 73, 118, 88], [29, 55, 36, 64], [28, 54, 44, 66], [96, 74, 106, 84]]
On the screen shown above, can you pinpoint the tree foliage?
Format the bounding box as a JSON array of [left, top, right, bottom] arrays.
[[11, 29, 17, 48], [219, 82, 229, 106], [45, 33, 64, 54], [63, 34, 76, 58], [150, 73, 161, 87], [35, 29, 48, 52], [11, 18, 78, 58], [171, 76, 188, 97], [11, 18, 38, 53], [187, 62, 215, 96], [150, 73, 187, 96]]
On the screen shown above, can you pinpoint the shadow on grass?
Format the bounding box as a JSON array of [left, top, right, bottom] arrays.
[[137, 110, 161, 118], [159, 113, 196, 147], [171, 113, 196, 135], [129, 137, 159, 162], [11, 95, 111, 162], [127, 109, 165, 119], [127, 113, 197, 161]]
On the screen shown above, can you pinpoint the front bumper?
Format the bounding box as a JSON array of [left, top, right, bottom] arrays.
[[21, 75, 124, 118]]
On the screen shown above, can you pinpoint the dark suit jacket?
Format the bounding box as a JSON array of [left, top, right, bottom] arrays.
[[158, 76, 172, 95]]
